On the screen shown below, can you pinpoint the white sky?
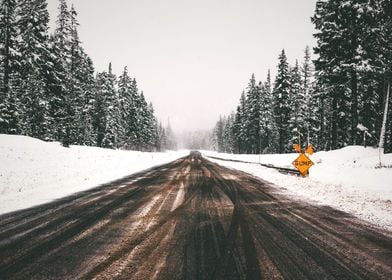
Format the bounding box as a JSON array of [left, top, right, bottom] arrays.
[[47, 0, 317, 133]]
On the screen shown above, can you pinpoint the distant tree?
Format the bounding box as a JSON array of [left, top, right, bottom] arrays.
[[101, 63, 119, 149], [223, 113, 235, 153], [260, 70, 277, 153], [273, 49, 292, 153], [214, 116, 225, 152], [243, 74, 261, 153], [288, 60, 306, 149], [232, 91, 247, 153], [163, 121, 177, 150], [128, 78, 141, 148], [117, 66, 132, 147], [75, 50, 95, 145], [301, 46, 318, 148]]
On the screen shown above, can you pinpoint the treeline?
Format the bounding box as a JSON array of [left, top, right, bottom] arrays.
[[179, 130, 213, 150], [214, 0, 392, 154], [0, 0, 176, 151]]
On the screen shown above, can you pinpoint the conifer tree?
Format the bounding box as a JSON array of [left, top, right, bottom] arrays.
[[136, 92, 158, 151], [16, 0, 52, 139], [0, 0, 20, 134], [302, 46, 318, 147], [101, 63, 119, 149], [117, 66, 132, 147], [214, 116, 225, 152], [260, 70, 277, 153], [164, 121, 177, 150], [288, 60, 305, 149], [273, 50, 292, 153], [147, 102, 158, 150], [232, 91, 247, 153], [244, 74, 261, 153], [51, 0, 72, 145], [223, 113, 235, 153], [127, 78, 141, 148], [76, 50, 95, 145]]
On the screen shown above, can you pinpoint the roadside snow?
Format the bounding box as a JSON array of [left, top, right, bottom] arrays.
[[0, 134, 188, 215], [202, 147, 392, 231]]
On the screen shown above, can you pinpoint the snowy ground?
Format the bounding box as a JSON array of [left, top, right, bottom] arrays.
[[202, 147, 392, 231], [0, 134, 188, 215]]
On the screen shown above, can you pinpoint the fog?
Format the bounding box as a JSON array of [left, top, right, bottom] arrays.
[[47, 0, 316, 133]]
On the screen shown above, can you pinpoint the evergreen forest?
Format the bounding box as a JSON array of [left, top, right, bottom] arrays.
[[213, 0, 392, 154], [0, 0, 176, 151]]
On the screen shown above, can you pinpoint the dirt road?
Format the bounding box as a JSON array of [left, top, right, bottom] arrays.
[[0, 152, 391, 279]]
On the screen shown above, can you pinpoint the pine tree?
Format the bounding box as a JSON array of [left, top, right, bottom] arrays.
[[223, 113, 235, 153], [127, 78, 141, 149], [117, 66, 133, 148], [16, 0, 52, 139], [50, 0, 73, 145], [273, 50, 292, 153], [260, 70, 277, 153], [75, 50, 95, 145], [302, 46, 318, 148], [101, 63, 119, 149], [232, 91, 247, 153], [136, 91, 157, 151], [67, 4, 83, 144], [46, 32, 67, 141], [156, 121, 165, 151], [164, 121, 177, 150], [0, 0, 20, 134], [214, 116, 225, 152], [288, 60, 305, 149], [147, 102, 158, 150], [243, 74, 261, 153]]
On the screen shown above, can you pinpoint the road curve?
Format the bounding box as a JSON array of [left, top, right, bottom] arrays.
[[0, 152, 391, 279]]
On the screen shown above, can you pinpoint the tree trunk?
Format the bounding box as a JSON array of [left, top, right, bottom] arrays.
[[379, 81, 390, 150], [332, 93, 338, 149], [3, 2, 10, 97], [351, 70, 358, 145], [319, 96, 325, 150]]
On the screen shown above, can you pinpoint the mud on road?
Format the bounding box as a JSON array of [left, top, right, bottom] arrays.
[[0, 152, 391, 279]]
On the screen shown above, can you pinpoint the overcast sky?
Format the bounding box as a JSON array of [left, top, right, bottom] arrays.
[[47, 0, 317, 133]]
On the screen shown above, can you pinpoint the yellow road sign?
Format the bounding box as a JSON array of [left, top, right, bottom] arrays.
[[292, 153, 314, 176], [293, 144, 301, 153], [306, 145, 314, 155]]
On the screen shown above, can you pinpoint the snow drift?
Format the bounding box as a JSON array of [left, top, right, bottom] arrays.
[[0, 134, 187, 214]]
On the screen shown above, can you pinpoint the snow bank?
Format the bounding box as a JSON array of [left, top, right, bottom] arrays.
[[202, 147, 392, 231], [0, 134, 188, 214]]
